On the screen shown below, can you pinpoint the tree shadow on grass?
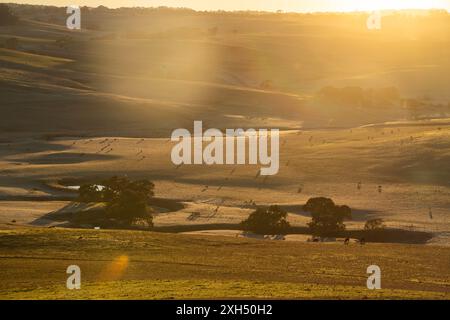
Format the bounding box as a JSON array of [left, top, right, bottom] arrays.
[[271, 204, 382, 222]]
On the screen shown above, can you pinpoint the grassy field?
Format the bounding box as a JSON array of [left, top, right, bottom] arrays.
[[0, 227, 449, 299], [0, 5, 449, 300], [1, 122, 449, 244]]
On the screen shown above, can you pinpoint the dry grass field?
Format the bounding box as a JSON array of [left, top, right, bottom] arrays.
[[0, 5, 449, 299], [0, 228, 449, 299]]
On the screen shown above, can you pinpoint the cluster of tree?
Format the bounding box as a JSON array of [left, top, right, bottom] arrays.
[[240, 198, 353, 237], [0, 4, 18, 26], [317, 86, 400, 108], [7, 3, 449, 27], [403, 98, 450, 120], [78, 176, 155, 227], [240, 205, 290, 235], [260, 80, 274, 90], [303, 197, 352, 237], [364, 218, 385, 231]]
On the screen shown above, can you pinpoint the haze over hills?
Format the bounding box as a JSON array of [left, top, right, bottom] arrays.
[[0, 4, 449, 299], [6, 0, 450, 12], [1, 5, 449, 136]]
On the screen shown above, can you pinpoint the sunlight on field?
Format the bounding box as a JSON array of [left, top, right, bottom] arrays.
[[0, 4, 449, 300], [3, 279, 448, 300], [0, 228, 449, 299], [98, 255, 129, 281]]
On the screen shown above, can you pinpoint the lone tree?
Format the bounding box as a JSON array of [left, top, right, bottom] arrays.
[[77, 176, 155, 227], [303, 197, 351, 237], [241, 205, 290, 235], [0, 4, 19, 26]]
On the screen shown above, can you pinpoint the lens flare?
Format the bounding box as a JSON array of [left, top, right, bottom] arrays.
[[99, 255, 129, 281]]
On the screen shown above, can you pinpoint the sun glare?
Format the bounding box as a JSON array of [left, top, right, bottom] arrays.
[[7, 1, 450, 12], [99, 255, 129, 281], [336, 0, 447, 11]]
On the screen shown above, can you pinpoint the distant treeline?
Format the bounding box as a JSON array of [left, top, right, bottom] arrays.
[[0, 3, 19, 25], [316, 86, 450, 118], [6, 3, 449, 18]]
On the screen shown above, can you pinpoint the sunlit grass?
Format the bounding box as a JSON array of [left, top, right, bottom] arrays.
[[0, 228, 448, 300], [3, 279, 447, 300]]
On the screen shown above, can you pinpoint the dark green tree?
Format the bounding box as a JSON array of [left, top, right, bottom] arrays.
[[105, 188, 153, 226], [303, 197, 351, 237], [78, 184, 103, 202], [241, 205, 290, 235], [77, 176, 155, 227]]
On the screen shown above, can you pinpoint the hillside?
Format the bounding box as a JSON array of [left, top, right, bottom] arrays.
[[0, 5, 449, 300], [1, 6, 449, 137]]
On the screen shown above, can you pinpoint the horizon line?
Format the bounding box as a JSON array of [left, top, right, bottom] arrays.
[[6, 3, 450, 14]]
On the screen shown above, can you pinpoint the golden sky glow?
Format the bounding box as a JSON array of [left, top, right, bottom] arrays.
[[8, 0, 450, 12]]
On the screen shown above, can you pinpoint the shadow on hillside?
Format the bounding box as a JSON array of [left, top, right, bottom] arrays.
[[18, 152, 119, 165], [0, 141, 70, 157], [31, 197, 186, 227], [264, 204, 381, 222]]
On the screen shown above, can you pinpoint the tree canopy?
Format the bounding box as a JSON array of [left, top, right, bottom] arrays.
[[240, 205, 290, 235], [364, 218, 385, 231], [77, 176, 155, 227], [303, 197, 351, 237]]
